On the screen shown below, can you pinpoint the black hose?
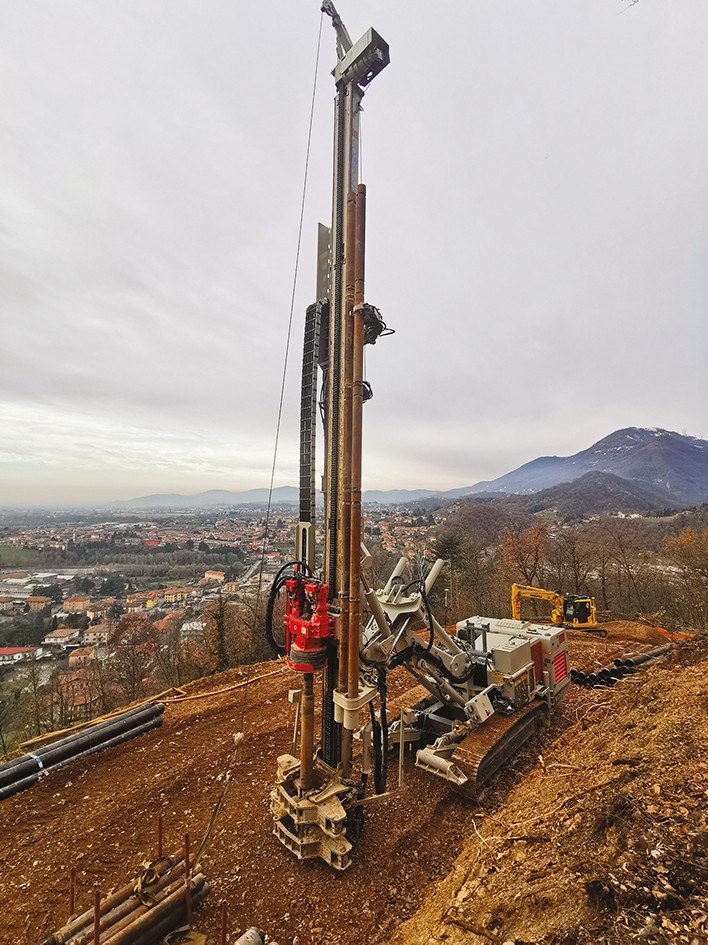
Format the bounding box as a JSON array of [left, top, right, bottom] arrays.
[[0, 703, 164, 789], [264, 560, 311, 656], [402, 579, 435, 653], [413, 640, 477, 685], [0, 716, 163, 801], [369, 702, 384, 795], [377, 667, 388, 793]]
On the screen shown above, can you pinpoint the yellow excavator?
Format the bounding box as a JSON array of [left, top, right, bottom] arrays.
[[511, 583, 599, 630]]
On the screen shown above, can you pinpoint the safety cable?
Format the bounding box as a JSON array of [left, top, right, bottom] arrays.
[[244, 10, 324, 730]]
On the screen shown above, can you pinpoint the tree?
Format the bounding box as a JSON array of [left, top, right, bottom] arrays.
[[432, 532, 467, 571], [662, 527, 708, 629], [18, 654, 47, 737], [102, 573, 126, 597], [110, 615, 154, 703], [210, 592, 229, 673], [500, 524, 549, 587]]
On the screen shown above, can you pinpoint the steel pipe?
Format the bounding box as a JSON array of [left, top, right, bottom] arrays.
[[101, 874, 207, 945], [300, 673, 315, 790], [126, 884, 210, 945], [44, 856, 184, 945], [70, 864, 199, 945], [347, 183, 366, 703]]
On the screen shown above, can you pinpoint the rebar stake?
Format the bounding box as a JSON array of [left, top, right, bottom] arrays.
[[69, 866, 76, 918], [221, 900, 228, 945], [157, 813, 163, 860], [93, 889, 100, 945], [184, 832, 192, 927], [398, 708, 404, 788]]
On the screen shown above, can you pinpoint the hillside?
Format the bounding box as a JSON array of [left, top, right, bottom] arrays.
[[392, 636, 708, 945], [468, 428, 708, 506], [1, 624, 705, 945], [518, 470, 682, 520]]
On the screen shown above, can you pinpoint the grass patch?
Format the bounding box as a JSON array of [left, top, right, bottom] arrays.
[[0, 546, 37, 568]]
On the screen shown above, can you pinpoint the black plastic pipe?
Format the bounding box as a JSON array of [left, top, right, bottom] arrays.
[[0, 716, 162, 801], [0, 704, 163, 788]]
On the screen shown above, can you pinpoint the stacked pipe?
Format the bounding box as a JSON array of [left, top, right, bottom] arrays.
[[42, 853, 209, 945], [0, 703, 164, 801], [570, 644, 671, 689]]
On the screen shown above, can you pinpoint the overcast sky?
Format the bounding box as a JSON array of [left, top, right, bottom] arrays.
[[1, 1, 706, 506]]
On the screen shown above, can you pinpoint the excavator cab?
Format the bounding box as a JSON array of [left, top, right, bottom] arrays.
[[562, 595, 596, 629]]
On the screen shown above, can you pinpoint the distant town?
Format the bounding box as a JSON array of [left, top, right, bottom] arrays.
[[0, 504, 437, 749]]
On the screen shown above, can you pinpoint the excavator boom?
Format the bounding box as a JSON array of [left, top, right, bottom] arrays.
[[511, 582, 599, 630]]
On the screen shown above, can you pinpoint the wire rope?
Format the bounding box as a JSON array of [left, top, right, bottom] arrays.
[[241, 10, 325, 731]]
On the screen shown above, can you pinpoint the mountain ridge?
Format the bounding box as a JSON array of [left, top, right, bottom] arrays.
[[107, 427, 707, 510]]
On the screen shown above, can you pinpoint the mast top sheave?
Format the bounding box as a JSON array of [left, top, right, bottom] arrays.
[[321, 1, 389, 88]]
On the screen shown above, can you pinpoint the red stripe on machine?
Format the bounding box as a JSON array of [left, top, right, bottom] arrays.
[[553, 651, 568, 683]]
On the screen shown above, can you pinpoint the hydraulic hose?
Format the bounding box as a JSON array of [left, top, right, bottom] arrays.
[[403, 579, 435, 653], [377, 667, 388, 792], [369, 701, 384, 795], [414, 641, 477, 685], [264, 560, 311, 657]]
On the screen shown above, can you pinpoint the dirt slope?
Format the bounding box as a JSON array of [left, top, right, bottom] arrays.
[[391, 636, 708, 945], [0, 622, 703, 945]]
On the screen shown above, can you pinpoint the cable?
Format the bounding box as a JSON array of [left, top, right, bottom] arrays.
[[249, 9, 324, 667], [244, 10, 324, 734], [377, 666, 388, 791]]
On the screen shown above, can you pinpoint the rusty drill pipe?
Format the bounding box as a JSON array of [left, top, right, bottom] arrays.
[[100, 874, 207, 945], [300, 672, 315, 790], [69, 867, 76, 919], [125, 884, 210, 945], [220, 901, 228, 945], [93, 890, 101, 945], [70, 864, 198, 945], [184, 832, 192, 928], [338, 190, 357, 698], [623, 644, 672, 664], [347, 183, 366, 702], [44, 856, 184, 945]]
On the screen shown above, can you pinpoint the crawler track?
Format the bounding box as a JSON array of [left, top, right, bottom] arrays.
[[452, 702, 547, 790]]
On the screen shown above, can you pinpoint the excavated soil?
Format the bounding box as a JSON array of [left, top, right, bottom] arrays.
[[0, 622, 704, 945]]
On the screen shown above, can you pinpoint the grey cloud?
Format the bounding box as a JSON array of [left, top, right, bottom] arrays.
[[1, 1, 706, 504]]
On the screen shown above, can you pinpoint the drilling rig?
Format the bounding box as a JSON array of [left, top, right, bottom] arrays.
[[266, 2, 570, 871]]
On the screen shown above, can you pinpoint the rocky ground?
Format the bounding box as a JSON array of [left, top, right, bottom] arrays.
[[0, 622, 704, 945]]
